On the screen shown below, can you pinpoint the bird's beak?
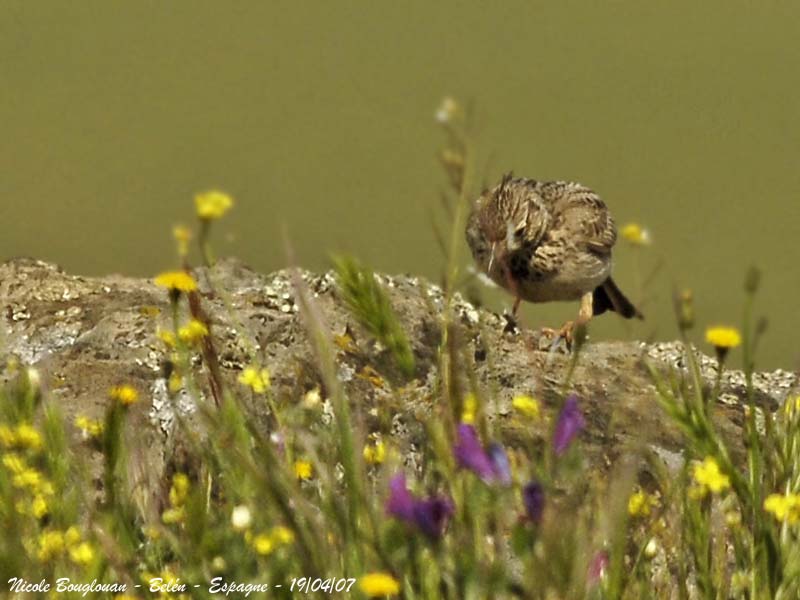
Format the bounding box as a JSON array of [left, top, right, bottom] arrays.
[[488, 243, 497, 272]]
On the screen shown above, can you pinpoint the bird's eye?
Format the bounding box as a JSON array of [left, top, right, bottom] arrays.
[[514, 227, 526, 239]]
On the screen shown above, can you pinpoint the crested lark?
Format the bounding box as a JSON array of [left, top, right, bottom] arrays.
[[465, 173, 642, 338]]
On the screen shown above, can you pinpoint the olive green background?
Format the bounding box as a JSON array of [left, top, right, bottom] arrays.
[[2, 2, 798, 369]]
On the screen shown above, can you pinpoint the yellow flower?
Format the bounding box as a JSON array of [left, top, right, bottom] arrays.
[[2, 452, 26, 474], [628, 489, 658, 517], [764, 493, 800, 524], [294, 460, 313, 480], [0, 424, 16, 447], [168, 372, 184, 394], [75, 415, 104, 438], [238, 367, 271, 394], [32, 495, 49, 519], [110, 385, 139, 405], [178, 319, 209, 344], [69, 542, 94, 565], [269, 525, 295, 545], [13, 467, 43, 490], [705, 326, 742, 350], [157, 329, 177, 348], [155, 568, 181, 589], [140, 571, 156, 586], [512, 395, 541, 420], [65, 526, 82, 546], [692, 457, 730, 495], [14, 424, 43, 450], [620, 223, 651, 246], [169, 473, 190, 507], [359, 572, 401, 597], [154, 270, 198, 293], [173, 224, 192, 258], [0, 424, 43, 451], [37, 530, 65, 562], [161, 507, 185, 525], [195, 190, 233, 220], [461, 393, 477, 424], [363, 439, 386, 465], [252, 533, 274, 555], [10, 467, 54, 495]]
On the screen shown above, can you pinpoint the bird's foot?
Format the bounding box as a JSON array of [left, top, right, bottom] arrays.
[[540, 320, 574, 341], [537, 321, 583, 353], [538, 320, 590, 353], [502, 311, 520, 334]]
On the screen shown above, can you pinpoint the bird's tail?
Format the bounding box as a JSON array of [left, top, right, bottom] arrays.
[[593, 277, 643, 320]]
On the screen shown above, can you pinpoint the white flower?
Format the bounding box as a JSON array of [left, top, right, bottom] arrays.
[[231, 505, 252, 531], [644, 538, 658, 560], [435, 97, 460, 124], [302, 387, 322, 409], [26, 368, 41, 391]]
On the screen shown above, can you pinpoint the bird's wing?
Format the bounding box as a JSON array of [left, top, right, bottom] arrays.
[[529, 239, 564, 276], [533, 181, 617, 255]]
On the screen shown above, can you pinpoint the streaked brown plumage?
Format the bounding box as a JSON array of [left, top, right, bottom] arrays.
[[465, 173, 642, 335]]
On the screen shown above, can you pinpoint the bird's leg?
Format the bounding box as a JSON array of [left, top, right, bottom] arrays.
[[500, 257, 521, 315], [560, 292, 594, 345], [512, 296, 522, 317], [577, 291, 594, 327], [498, 257, 523, 332]]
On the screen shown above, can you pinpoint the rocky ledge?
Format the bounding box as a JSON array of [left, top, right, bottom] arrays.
[[1, 257, 797, 491]]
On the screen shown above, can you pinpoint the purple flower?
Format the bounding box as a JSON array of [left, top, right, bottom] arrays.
[[412, 496, 454, 539], [453, 424, 512, 485], [522, 481, 545, 523], [385, 472, 453, 539], [487, 443, 512, 485], [385, 473, 415, 521], [587, 550, 609, 583], [454, 424, 496, 482], [553, 395, 585, 455]]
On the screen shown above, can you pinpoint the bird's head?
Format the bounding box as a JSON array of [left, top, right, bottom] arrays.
[[475, 175, 549, 272]]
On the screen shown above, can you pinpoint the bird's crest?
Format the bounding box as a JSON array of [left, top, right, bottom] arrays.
[[497, 171, 515, 198]]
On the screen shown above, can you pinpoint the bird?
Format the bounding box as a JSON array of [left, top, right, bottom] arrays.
[[465, 173, 642, 341]]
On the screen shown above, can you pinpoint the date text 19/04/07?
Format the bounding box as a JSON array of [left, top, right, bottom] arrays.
[[8, 577, 358, 597]]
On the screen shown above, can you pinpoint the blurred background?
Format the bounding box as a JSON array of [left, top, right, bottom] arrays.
[[2, 2, 799, 369]]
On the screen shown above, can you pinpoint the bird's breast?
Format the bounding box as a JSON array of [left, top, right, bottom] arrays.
[[492, 248, 612, 303]]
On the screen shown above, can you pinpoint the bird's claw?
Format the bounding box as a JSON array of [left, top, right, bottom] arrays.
[[538, 321, 576, 352]]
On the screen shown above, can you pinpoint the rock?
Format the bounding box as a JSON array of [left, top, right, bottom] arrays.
[[1, 257, 797, 499]]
